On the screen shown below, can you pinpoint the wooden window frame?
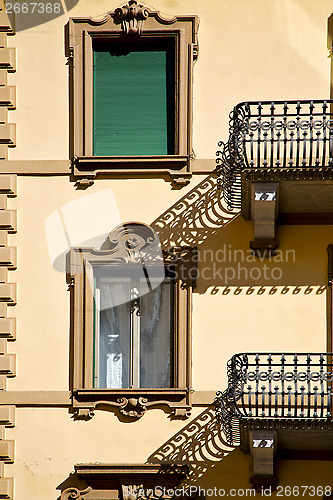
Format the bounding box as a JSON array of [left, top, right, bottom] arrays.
[[67, 2, 199, 186], [67, 223, 196, 420]]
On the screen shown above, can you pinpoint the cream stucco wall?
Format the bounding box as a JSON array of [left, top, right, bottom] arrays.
[[1, 1, 333, 498], [6, 0, 333, 160], [4, 407, 333, 499], [5, 175, 330, 392]]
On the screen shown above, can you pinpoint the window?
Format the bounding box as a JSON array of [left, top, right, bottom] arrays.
[[93, 271, 174, 389], [93, 39, 175, 156], [68, 223, 196, 419], [68, 1, 198, 185]]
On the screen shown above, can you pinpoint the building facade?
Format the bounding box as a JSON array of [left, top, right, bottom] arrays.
[[0, 0, 330, 498]]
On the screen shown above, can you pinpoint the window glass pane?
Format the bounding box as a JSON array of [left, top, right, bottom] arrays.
[[96, 277, 131, 389], [93, 41, 175, 156], [139, 278, 173, 388]]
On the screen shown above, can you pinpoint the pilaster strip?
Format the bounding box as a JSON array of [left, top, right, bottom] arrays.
[[0, 6, 15, 498], [0, 1, 15, 160], [0, 407, 15, 499]]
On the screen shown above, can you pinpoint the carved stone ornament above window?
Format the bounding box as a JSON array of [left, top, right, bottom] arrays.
[[68, 223, 196, 421], [67, 5, 199, 187], [113, 0, 149, 35]]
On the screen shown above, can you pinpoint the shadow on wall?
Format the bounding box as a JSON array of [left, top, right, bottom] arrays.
[[147, 407, 234, 482], [151, 174, 239, 249], [151, 173, 333, 352], [151, 174, 333, 292]]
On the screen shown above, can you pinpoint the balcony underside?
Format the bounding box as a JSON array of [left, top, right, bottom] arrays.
[[240, 418, 333, 458], [242, 177, 333, 223]]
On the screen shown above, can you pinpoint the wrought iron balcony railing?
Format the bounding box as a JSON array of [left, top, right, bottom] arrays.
[[216, 100, 333, 210], [215, 352, 333, 445]]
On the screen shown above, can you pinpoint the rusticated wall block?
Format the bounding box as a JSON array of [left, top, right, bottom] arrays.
[[0, 147, 7, 162], [0, 319, 16, 340], [0, 212, 15, 232], [0, 284, 16, 304], [0, 34, 6, 48], [0, 248, 16, 268], [0, 441, 14, 463], [0, 70, 6, 87], [0, 0, 14, 32], [0, 477, 13, 499], [0, 177, 16, 196], [0, 4, 16, 161], [0, 355, 15, 377], [0, 48, 15, 72], [0, 406, 15, 427], [0, 125, 15, 146], [0, 110, 7, 124], [0, 21, 17, 495], [0, 87, 15, 109], [0, 339, 6, 354], [0, 12, 12, 32], [0, 196, 7, 211]]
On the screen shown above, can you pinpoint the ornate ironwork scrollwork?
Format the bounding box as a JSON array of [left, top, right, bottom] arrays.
[[215, 353, 248, 445], [215, 352, 333, 446], [217, 100, 333, 210]]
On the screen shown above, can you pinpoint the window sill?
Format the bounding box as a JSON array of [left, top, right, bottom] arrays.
[[72, 388, 191, 420], [60, 463, 189, 500], [72, 155, 192, 187]]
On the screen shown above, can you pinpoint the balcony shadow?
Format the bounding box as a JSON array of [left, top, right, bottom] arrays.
[[151, 174, 240, 249], [147, 407, 234, 482]]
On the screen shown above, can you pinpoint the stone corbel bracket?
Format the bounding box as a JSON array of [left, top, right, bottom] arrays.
[[249, 430, 278, 490], [249, 182, 279, 257]]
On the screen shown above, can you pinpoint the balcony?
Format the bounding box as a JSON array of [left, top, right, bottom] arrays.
[[215, 352, 333, 443], [215, 353, 333, 485], [216, 100, 333, 252]]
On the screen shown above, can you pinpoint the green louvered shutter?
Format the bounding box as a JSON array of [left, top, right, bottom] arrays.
[[93, 41, 175, 156]]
